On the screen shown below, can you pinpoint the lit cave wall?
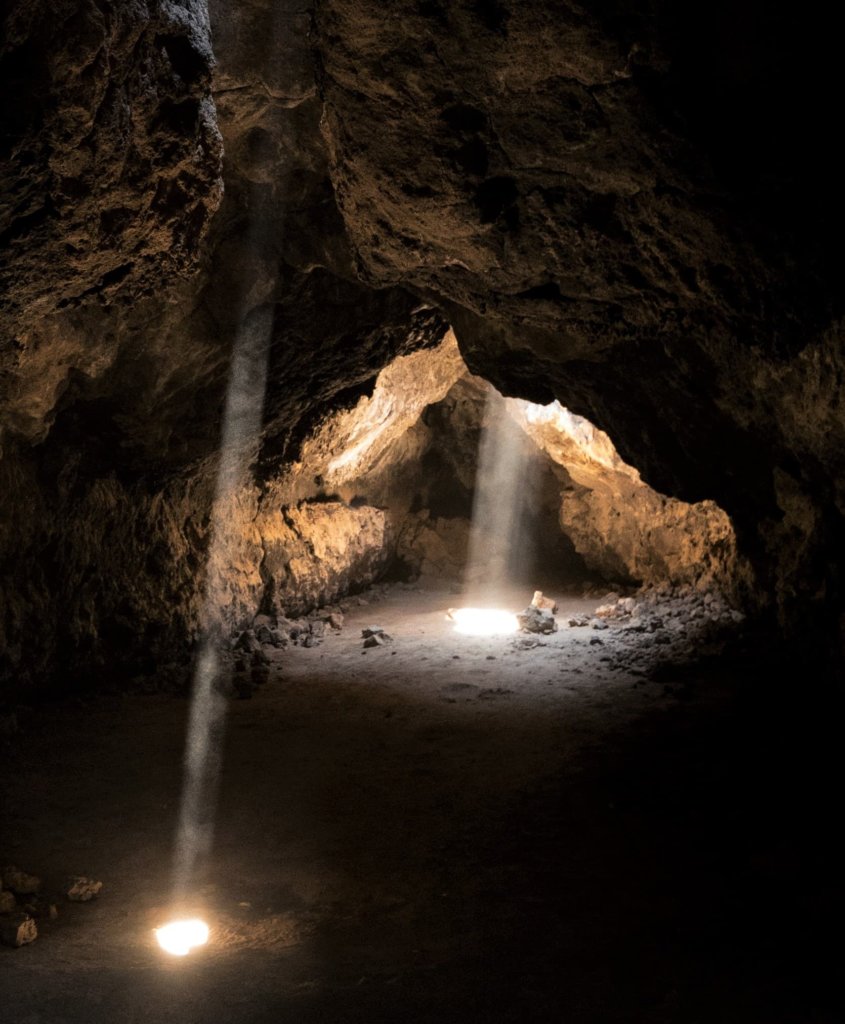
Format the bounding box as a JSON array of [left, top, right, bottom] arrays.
[[2, 0, 845, 697]]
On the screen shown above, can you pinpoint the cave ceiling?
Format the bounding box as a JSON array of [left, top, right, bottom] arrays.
[[1, 0, 844, 642]]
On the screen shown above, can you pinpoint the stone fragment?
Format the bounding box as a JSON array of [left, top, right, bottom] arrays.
[[255, 624, 275, 645], [361, 626, 388, 639], [567, 615, 590, 628], [363, 633, 385, 648], [0, 890, 16, 913], [267, 628, 288, 647], [309, 620, 327, 639], [530, 590, 558, 613], [328, 612, 344, 630], [253, 614, 275, 630], [0, 913, 37, 948], [591, 618, 608, 630], [2, 866, 40, 896], [518, 606, 557, 634], [65, 877, 103, 902]]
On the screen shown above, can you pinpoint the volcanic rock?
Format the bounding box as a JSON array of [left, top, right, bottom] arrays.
[[65, 877, 103, 902], [518, 606, 558, 635], [531, 591, 558, 614], [0, 913, 37, 948]]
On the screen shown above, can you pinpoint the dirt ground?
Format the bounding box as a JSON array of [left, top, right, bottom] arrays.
[[0, 585, 843, 1022]]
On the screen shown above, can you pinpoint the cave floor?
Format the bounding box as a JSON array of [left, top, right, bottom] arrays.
[[0, 585, 842, 1022]]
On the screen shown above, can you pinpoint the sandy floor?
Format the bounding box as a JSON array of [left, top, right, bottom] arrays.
[[0, 585, 842, 1022]]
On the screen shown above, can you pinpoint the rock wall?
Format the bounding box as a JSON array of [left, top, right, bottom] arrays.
[[313, 0, 845, 642], [3, 1, 845, 695], [508, 400, 742, 591]]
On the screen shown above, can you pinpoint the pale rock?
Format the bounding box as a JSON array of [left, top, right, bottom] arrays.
[[66, 877, 103, 902]]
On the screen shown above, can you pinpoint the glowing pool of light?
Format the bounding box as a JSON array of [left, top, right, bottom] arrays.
[[155, 918, 210, 956], [450, 607, 519, 636]]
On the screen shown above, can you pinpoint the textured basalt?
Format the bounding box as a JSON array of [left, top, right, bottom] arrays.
[[2, 2, 844, 695], [314, 0, 845, 643]]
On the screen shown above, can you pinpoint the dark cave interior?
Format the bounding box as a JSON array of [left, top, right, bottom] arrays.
[[1, 2, 844, 1021]]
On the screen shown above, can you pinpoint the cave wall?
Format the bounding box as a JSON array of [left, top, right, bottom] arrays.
[[2, 1, 844, 695], [0, 1, 444, 695], [313, 0, 845, 641], [508, 401, 741, 591]]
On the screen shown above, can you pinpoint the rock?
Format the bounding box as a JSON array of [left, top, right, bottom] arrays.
[[234, 631, 262, 655], [2, 866, 40, 896], [0, 890, 16, 913], [530, 590, 558, 613], [253, 614, 276, 630], [361, 626, 388, 639], [65, 877, 103, 902], [0, 913, 37, 948], [363, 634, 385, 648], [255, 624, 275, 645], [328, 612, 344, 630], [591, 618, 608, 630], [518, 606, 557, 634], [303, 635, 321, 648], [567, 615, 590, 628], [309, 620, 327, 639]]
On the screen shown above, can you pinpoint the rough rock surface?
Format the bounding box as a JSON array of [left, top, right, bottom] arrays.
[[314, 1, 845, 641], [0, 0, 223, 339], [2, 2, 845, 694], [508, 399, 742, 592]]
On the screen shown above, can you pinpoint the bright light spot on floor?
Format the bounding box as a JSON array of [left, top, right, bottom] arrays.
[[155, 918, 210, 957], [450, 607, 519, 636]]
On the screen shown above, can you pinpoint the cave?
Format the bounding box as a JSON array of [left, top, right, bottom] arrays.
[[1, 2, 843, 1021]]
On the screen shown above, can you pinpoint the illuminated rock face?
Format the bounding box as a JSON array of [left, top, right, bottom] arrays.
[[2, 2, 845, 692], [507, 400, 743, 592]]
